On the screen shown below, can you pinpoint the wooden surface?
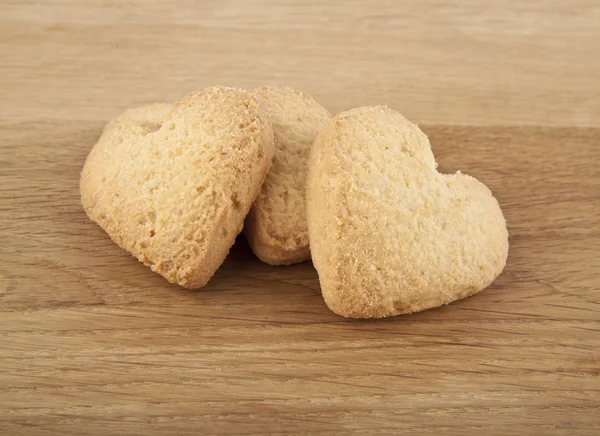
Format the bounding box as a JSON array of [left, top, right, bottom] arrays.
[[1, 1, 599, 435]]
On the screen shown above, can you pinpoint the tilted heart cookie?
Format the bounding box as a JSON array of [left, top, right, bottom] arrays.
[[244, 86, 331, 265], [80, 87, 275, 288], [306, 106, 508, 318]]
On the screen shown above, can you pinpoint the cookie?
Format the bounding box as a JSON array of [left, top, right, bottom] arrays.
[[80, 87, 275, 288], [306, 106, 508, 318], [244, 86, 330, 265]]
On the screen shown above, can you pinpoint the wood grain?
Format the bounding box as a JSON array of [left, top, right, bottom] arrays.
[[1, 1, 599, 435]]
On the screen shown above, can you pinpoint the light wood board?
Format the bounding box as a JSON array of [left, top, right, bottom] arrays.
[[1, 1, 599, 435]]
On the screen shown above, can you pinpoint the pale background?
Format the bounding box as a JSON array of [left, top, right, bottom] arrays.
[[1, 1, 599, 435], [3, 0, 599, 126]]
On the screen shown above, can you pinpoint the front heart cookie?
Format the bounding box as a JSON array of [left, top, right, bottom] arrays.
[[306, 106, 508, 318], [80, 87, 275, 288]]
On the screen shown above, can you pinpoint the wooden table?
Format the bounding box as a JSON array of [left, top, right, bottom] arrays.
[[1, 1, 599, 434]]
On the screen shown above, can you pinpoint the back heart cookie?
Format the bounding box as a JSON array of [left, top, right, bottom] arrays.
[[244, 86, 331, 265], [80, 87, 275, 288], [306, 106, 508, 318]]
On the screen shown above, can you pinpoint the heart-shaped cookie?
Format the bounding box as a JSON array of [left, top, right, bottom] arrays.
[[306, 106, 508, 318], [80, 87, 274, 288], [244, 86, 331, 265]]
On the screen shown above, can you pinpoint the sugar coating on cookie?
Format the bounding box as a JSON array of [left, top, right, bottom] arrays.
[[306, 106, 508, 318], [80, 87, 275, 288], [244, 86, 331, 265]]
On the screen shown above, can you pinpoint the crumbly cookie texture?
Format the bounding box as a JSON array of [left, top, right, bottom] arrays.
[[306, 106, 508, 318], [80, 87, 275, 288], [244, 86, 331, 265]]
